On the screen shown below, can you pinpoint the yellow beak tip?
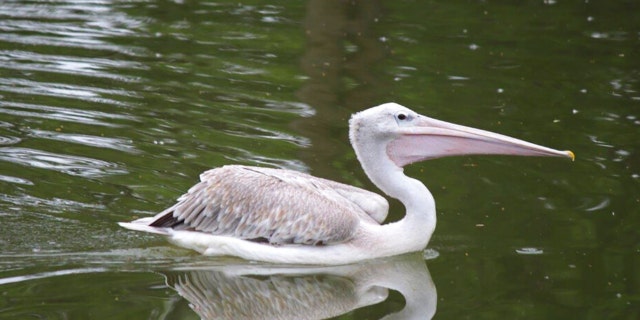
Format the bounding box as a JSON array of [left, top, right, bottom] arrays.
[[566, 150, 575, 161]]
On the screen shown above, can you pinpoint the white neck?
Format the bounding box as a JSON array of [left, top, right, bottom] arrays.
[[350, 129, 436, 255]]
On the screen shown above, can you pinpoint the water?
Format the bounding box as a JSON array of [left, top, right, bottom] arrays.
[[0, 0, 638, 318]]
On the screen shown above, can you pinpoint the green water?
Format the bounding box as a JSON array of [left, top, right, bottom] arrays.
[[0, 0, 638, 319]]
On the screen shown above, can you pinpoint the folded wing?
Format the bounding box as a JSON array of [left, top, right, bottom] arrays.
[[143, 165, 387, 245]]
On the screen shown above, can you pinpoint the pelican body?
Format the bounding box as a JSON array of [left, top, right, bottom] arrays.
[[120, 103, 573, 264]]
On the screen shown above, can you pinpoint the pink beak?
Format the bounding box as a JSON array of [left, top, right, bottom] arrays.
[[387, 115, 574, 167]]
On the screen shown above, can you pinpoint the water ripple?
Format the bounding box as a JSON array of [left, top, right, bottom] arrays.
[[26, 129, 138, 154], [0, 268, 107, 286], [263, 101, 316, 117], [0, 135, 21, 146], [578, 196, 612, 212], [221, 62, 266, 75], [0, 101, 137, 127], [0, 193, 105, 214], [0, 174, 33, 185], [0, 50, 146, 82], [0, 147, 127, 178], [515, 248, 544, 255], [223, 125, 311, 148], [0, 78, 136, 106], [224, 147, 310, 172], [0, 0, 147, 56]]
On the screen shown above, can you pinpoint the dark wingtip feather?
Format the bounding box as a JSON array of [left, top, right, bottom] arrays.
[[149, 211, 183, 228]]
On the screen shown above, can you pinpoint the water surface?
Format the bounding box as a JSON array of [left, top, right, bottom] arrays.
[[0, 0, 638, 319]]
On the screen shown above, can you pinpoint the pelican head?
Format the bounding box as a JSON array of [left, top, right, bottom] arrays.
[[350, 102, 574, 170]]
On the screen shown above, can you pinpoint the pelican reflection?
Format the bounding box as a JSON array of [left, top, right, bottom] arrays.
[[160, 253, 436, 320]]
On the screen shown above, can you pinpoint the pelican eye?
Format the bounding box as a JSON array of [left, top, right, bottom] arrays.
[[395, 112, 412, 123]]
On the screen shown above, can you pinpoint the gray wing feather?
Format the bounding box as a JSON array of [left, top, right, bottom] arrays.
[[308, 177, 389, 223], [149, 165, 383, 245]]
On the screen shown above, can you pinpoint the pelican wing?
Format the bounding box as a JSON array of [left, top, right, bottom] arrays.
[[146, 165, 380, 245], [311, 177, 389, 223]]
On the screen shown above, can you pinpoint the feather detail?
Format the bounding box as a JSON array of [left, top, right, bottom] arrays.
[[146, 165, 389, 245]]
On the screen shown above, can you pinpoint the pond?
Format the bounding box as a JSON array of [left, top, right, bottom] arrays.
[[0, 0, 638, 319]]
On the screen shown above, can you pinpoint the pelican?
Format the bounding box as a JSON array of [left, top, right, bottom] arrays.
[[120, 102, 573, 264]]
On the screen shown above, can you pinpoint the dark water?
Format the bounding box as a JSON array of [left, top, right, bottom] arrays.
[[0, 0, 638, 319]]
